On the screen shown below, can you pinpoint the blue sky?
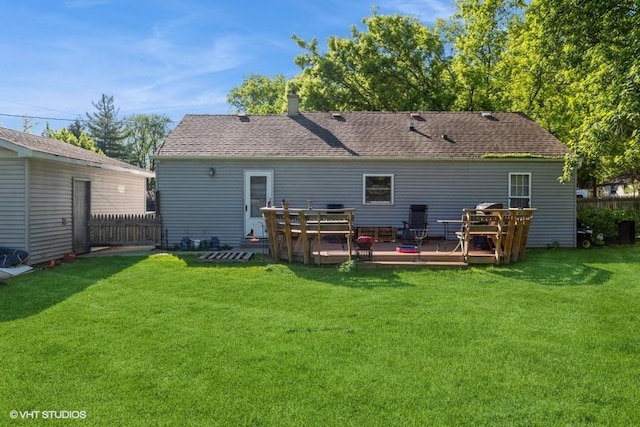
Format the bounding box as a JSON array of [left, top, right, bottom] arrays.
[[0, 0, 454, 132]]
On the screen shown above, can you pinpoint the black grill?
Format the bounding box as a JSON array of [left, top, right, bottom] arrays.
[[476, 202, 503, 215]]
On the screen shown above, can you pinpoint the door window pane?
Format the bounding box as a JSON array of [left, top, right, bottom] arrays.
[[250, 176, 267, 216]]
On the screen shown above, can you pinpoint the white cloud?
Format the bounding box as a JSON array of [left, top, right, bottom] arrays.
[[0, 0, 457, 133], [379, 0, 455, 22]]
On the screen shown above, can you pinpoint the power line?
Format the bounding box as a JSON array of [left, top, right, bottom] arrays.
[[0, 112, 81, 123], [0, 112, 175, 125], [3, 101, 80, 117]]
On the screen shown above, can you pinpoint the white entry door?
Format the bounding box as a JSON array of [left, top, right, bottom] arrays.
[[244, 170, 273, 238]]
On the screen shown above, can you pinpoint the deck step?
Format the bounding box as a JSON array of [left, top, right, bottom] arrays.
[[369, 254, 465, 263], [359, 260, 468, 267]]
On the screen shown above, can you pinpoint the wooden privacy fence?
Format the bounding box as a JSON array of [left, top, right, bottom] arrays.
[[578, 197, 640, 210], [89, 214, 162, 246]]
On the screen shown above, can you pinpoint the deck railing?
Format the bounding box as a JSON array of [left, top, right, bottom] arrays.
[[460, 208, 536, 265], [89, 213, 162, 246], [261, 205, 355, 265]]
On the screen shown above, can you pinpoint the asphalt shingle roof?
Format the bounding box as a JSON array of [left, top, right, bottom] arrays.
[[0, 126, 150, 173], [156, 111, 570, 159]]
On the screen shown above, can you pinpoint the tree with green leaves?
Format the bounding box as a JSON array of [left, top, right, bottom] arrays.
[[555, 0, 640, 188], [67, 118, 85, 139], [85, 94, 127, 160], [223, 2, 640, 190], [291, 12, 454, 112], [442, 0, 525, 111], [122, 114, 172, 170], [42, 124, 101, 153], [227, 74, 288, 114], [502, 0, 639, 187]]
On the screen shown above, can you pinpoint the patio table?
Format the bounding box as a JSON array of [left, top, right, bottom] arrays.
[[436, 219, 465, 252]]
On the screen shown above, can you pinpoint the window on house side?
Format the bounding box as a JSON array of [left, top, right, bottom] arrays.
[[363, 174, 394, 205], [509, 172, 531, 208]]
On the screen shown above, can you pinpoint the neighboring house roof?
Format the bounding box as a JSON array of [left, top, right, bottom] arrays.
[[0, 126, 154, 177], [600, 173, 638, 186], [156, 111, 570, 160]]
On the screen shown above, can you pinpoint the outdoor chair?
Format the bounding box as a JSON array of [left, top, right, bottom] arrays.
[[401, 204, 429, 245]]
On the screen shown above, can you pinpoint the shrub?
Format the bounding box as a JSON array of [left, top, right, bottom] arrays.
[[338, 259, 357, 273], [578, 208, 640, 239]]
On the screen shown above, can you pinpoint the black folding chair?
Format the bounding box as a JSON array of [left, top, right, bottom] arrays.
[[402, 204, 429, 244]]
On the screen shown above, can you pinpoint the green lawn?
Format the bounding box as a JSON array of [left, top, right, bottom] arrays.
[[1, 247, 639, 426]]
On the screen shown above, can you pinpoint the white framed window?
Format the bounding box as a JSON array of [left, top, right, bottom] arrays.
[[509, 172, 531, 208], [363, 174, 394, 205]]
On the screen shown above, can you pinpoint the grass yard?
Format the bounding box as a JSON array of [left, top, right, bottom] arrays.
[[1, 247, 639, 426]]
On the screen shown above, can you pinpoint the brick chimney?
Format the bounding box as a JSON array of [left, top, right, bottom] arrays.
[[287, 88, 299, 116]]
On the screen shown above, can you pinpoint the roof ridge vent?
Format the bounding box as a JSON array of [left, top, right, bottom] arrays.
[[481, 111, 497, 120]]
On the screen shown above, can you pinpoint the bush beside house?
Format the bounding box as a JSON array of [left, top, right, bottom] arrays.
[[578, 208, 640, 242]]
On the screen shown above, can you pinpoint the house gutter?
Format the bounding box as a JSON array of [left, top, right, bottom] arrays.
[[153, 155, 566, 162], [1, 139, 154, 177], [26, 150, 155, 177]]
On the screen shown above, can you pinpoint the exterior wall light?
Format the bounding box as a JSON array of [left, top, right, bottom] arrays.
[[209, 168, 215, 177]]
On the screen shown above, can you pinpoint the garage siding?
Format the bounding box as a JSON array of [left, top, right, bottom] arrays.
[[26, 159, 149, 265], [0, 157, 27, 249]]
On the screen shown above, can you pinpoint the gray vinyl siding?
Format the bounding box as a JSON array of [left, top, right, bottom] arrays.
[[156, 160, 244, 248], [26, 159, 148, 265], [82, 167, 148, 214], [157, 158, 575, 248], [28, 160, 74, 263], [0, 157, 27, 249]]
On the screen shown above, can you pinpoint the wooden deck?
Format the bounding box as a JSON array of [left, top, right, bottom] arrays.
[[272, 237, 500, 267], [261, 206, 536, 267]]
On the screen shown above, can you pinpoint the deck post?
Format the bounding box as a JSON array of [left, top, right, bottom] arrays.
[[299, 211, 310, 265], [511, 212, 525, 262], [518, 210, 535, 260], [315, 210, 322, 265], [502, 210, 517, 264], [263, 210, 278, 259], [282, 206, 294, 262], [347, 211, 353, 260]]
